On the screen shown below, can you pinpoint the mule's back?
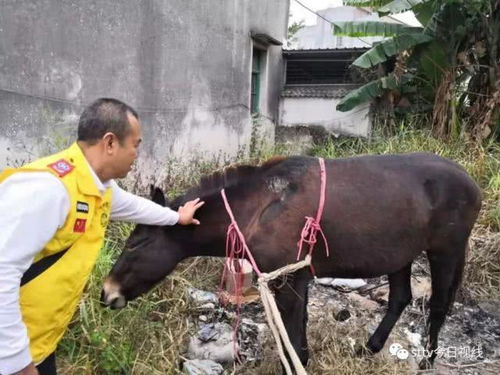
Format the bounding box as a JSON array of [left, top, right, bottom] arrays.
[[247, 153, 481, 277]]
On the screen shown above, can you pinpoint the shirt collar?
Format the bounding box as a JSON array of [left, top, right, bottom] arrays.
[[68, 142, 111, 197], [84, 157, 112, 194]]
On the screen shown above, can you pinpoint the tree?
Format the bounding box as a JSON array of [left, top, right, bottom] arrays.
[[287, 19, 305, 48], [335, 0, 500, 141]]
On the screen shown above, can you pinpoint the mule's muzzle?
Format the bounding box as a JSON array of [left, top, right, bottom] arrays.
[[101, 278, 127, 309]]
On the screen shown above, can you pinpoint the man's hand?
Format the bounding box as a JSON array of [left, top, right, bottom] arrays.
[[177, 198, 205, 225], [14, 363, 39, 375]]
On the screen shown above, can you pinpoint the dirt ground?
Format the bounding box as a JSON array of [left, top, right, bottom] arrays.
[[189, 233, 500, 375]]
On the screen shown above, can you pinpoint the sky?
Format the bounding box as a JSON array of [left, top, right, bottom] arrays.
[[289, 0, 421, 26]]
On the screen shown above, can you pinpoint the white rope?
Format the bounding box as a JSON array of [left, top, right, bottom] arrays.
[[256, 254, 312, 375]]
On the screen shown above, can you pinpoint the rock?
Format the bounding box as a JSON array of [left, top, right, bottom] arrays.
[[315, 277, 335, 286], [198, 324, 220, 342], [370, 285, 390, 305], [199, 315, 208, 322], [183, 359, 224, 375], [478, 300, 500, 319], [315, 278, 367, 290], [404, 327, 422, 347], [199, 303, 216, 310], [331, 278, 367, 290], [348, 293, 380, 312], [188, 288, 219, 305], [358, 283, 377, 295], [188, 322, 236, 363], [411, 277, 432, 300]]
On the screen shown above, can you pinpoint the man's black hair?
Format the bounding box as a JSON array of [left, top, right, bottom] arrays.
[[77, 98, 139, 145]]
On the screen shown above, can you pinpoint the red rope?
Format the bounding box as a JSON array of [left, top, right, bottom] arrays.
[[219, 188, 262, 363], [218, 157, 330, 358], [296, 158, 330, 275]]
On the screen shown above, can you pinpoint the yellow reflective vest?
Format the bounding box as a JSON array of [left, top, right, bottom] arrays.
[[0, 142, 112, 363]]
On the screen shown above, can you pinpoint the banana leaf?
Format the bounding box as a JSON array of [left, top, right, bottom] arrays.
[[353, 32, 433, 68], [333, 21, 421, 37], [336, 74, 401, 112]]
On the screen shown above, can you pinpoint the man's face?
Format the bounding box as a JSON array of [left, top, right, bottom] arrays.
[[113, 113, 142, 178]]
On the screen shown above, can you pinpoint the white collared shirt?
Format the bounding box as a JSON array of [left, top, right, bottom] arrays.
[[0, 166, 179, 374]]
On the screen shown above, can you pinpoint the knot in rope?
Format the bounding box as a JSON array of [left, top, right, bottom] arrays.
[[297, 216, 329, 261]]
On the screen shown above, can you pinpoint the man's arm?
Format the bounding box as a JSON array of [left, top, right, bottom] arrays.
[[110, 182, 204, 226], [0, 173, 69, 374], [110, 181, 180, 225]]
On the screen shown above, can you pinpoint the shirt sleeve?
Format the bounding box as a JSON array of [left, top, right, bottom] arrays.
[[109, 181, 179, 226], [0, 172, 69, 374]]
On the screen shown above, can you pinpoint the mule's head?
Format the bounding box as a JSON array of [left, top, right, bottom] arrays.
[[101, 187, 184, 309]]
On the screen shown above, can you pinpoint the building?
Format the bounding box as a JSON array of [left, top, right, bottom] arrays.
[[0, 0, 289, 175], [279, 6, 405, 139]]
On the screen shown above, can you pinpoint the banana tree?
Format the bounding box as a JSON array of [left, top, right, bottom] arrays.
[[336, 0, 499, 140]]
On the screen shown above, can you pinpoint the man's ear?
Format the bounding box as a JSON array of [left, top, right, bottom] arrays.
[[150, 185, 166, 206], [102, 132, 118, 153]]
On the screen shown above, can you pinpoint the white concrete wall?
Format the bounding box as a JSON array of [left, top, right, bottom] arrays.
[[280, 97, 370, 137]]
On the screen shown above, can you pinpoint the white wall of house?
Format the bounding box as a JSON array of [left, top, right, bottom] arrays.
[[280, 97, 370, 137]]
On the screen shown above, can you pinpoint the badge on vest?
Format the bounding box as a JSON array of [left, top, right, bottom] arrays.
[[48, 159, 74, 177], [73, 218, 87, 233], [76, 201, 89, 213]]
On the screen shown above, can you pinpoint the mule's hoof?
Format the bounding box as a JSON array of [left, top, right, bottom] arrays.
[[418, 358, 434, 370]]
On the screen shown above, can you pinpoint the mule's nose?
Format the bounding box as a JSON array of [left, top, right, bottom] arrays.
[[101, 278, 127, 309]]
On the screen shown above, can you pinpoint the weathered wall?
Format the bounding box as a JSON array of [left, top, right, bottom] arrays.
[[0, 0, 289, 174], [280, 97, 371, 137]]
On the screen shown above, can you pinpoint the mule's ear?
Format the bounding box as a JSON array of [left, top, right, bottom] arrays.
[[150, 185, 166, 206]]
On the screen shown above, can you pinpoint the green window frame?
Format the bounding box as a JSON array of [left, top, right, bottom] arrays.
[[251, 48, 261, 114]]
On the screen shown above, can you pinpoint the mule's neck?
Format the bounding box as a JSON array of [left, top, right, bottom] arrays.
[[169, 193, 230, 259]]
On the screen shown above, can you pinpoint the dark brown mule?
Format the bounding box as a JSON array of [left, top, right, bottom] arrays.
[[101, 153, 481, 370]]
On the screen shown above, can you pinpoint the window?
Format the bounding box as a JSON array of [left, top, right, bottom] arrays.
[[286, 60, 352, 85], [251, 48, 262, 114]]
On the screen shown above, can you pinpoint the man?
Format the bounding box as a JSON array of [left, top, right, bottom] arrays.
[[0, 98, 204, 375]]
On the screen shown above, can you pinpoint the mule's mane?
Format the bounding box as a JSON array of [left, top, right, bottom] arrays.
[[171, 156, 287, 206]]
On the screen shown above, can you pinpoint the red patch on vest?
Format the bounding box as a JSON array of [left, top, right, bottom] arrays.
[[73, 218, 87, 233], [48, 159, 74, 177]]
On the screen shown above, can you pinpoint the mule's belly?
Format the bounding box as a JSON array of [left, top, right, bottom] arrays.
[[312, 243, 425, 279]]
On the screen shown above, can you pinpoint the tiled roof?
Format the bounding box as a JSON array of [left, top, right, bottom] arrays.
[[281, 85, 358, 98], [283, 47, 369, 53]]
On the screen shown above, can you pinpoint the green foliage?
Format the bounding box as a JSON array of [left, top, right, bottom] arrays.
[[378, 0, 431, 14], [343, 0, 393, 7], [352, 33, 432, 68], [337, 0, 500, 141], [333, 21, 419, 37], [287, 19, 305, 47], [336, 74, 400, 111]]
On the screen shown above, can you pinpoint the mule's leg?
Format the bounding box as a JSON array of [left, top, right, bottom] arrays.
[[420, 243, 466, 369], [273, 270, 310, 371], [364, 263, 412, 354]]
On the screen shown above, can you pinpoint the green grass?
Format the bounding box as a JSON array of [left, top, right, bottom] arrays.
[[58, 124, 499, 373], [59, 232, 223, 374]]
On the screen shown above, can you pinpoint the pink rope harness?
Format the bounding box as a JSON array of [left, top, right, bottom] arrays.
[[296, 157, 330, 275], [219, 158, 329, 361], [220, 157, 329, 285]]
